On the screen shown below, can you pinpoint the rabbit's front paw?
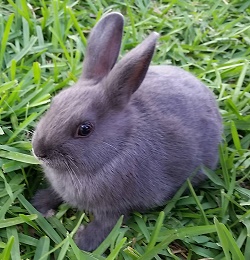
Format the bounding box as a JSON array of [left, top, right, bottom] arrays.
[[74, 219, 115, 252], [74, 224, 101, 252], [32, 187, 62, 217]]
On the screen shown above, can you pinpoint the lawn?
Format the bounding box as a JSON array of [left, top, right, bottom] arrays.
[[0, 0, 250, 259]]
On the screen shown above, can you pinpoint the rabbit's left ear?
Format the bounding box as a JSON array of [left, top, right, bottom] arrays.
[[105, 32, 159, 108], [81, 13, 124, 82]]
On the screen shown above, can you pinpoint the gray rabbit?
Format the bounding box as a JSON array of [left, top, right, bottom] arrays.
[[32, 12, 222, 251]]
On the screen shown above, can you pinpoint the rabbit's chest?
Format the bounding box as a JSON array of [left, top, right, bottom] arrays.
[[44, 167, 97, 210]]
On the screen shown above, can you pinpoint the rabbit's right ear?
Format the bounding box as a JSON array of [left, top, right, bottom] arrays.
[[81, 13, 124, 82]]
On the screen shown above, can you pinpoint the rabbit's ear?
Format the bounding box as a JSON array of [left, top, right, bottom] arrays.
[[81, 13, 124, 82], [105, 32, 159, 108]]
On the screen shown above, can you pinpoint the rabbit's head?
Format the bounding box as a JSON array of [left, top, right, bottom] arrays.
[[32, 13, 159, 174]]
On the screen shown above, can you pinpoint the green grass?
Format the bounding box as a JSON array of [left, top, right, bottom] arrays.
[[0, 0, 250, 259]]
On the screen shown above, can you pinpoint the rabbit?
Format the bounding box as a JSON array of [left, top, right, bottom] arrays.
[[31, 12, 222, 251]]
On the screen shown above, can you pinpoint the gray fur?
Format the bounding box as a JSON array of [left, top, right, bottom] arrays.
[[32, 12, 222, 251]]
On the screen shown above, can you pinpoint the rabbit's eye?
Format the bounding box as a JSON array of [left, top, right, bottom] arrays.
[[77, 122, 94, 137]]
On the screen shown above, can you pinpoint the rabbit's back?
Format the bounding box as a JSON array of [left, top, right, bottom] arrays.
[[130, 65, 222, 184]]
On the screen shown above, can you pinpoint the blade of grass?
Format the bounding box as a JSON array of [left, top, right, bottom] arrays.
[[106, 237, 127, 260], [0, 13, 14, 71], [214, 218, 244, 260], [187, 179, 209, 225], [34, 236, 50, 260], [145, 211, 164, 253], [18, 194, 62, 244], [6, 36, 37, 68], [93, 216, 124, 255], [232, 60, 249, 102], [139, 225, 217, 259], [230, 121, 243, 155], [0, 150, 39, 164], [68, 236, 105, 260], [0, 214, 37, 228], [6, 227, 20, 260], [0, 236, 14, 260]]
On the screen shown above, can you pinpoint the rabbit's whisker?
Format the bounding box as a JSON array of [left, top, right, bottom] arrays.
[[65, 155, 83, 196], [67, 155, 80, 171], [63, 159, 81, 196]]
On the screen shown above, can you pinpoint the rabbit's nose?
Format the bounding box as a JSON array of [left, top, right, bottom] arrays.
[[32, 146, 48, 159], [32, 135, 50, 160], [33, 149, 47, 159]]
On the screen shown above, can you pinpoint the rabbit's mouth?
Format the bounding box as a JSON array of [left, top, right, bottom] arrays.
[[37, 151, 79, 173], [34, 154, 53, 168], [32, 148, 48, 165], [32, 148, 62, 169]]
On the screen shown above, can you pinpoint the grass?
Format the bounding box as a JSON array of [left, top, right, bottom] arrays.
[[0, 0, 250, 259]]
